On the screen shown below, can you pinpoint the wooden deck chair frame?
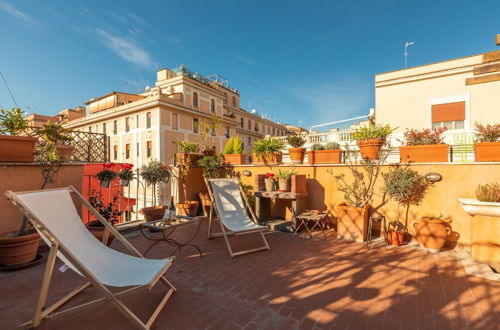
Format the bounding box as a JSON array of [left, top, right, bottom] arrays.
[[5, 186, 176, 330], [204, 178, 270, 258]]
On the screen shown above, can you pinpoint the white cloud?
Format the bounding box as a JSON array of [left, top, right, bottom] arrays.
[[0, 1, 38, 29], [95, 29, 152, 67]]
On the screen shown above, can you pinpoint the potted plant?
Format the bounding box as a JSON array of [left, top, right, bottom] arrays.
[[96, 163, 117, 187], [353, 124, 394, 160], [333, 147, 390, 242], [174, 140, 201, 165], [383, 166, 434, 246], [118, 163, 134, 186], [37, 121, 74, 161], [176, 160, 199, 217], [399, 127, 449, 163], [87, 190, 121, 245], [286, 134, 307, 164], [459, 183, 500, 217], [0, 141, 64, 267], [140, 160, 172, 221], [474, 123, 500, 162], [264, 172, 275, 192], [0, 107, 37, 162], [274, 167, 297, 192], [222, 135, 246, 165], [197, 154, 223, 215], [307, 142, 341, 164], [252, 137, 284, 165], [199, 115, 222, 155]]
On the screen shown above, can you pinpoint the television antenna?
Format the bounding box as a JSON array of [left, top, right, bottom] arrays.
[[404, 41, 415, 68]]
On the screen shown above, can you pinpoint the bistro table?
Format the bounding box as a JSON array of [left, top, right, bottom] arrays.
[[253, 191, 308, 229], [139, 215, 203, 257]]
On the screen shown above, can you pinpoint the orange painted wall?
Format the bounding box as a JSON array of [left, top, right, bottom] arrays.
[[0, 164, 85, 233]]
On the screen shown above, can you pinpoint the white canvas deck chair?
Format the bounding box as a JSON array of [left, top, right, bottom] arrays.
[[205, 178, 270, 258], [5, 186, 176, 330]]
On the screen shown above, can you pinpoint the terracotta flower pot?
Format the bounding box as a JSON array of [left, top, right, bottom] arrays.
[[387, 231, 405, 246], [175, 153, 201, 165], [85, 223, 115, 246], [199, 192, 212, 216], [288, 148, 306, 164], [414, 217, 451, 252], [337, 205, 369, 242], [0, 135, 37, 162], [252, 153, 282, 165], [223, 153, 246, 165], [399, 144, 449, 163], [307, 150, 341, 164], [357, 139, 384, 160], [264, 178, 275, 192], [55, 145, 75, 162], [475, 142, 500, 162], [141, 206, 167, 221], [176, 201, 199, 217], [0, 232, 40, 266], [278, 178, 290, 192]]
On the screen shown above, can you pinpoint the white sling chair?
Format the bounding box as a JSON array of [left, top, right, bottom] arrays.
[[5, 186, 176, 330], [205, 178, 270, 258]]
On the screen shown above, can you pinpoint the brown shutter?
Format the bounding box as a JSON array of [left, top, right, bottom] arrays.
[[431, 102, 465, 122]]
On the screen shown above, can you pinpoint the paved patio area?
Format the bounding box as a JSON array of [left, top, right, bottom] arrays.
[[0, 220, 499, 330]]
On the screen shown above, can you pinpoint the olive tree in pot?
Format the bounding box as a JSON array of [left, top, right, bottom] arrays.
[[197, 154, 223, 215], [0, 107, 38, 162], [383, 166, 434, 246], [0, 142, 63, 267], [353, 124, 395, 160], [87, 190, 122, 246], [140, 160, 172, 221], [199, 115, 222, 155], [286, 135, 307, 164]]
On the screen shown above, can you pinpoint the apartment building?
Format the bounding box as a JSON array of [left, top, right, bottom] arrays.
[[375, 34, 500, 135]]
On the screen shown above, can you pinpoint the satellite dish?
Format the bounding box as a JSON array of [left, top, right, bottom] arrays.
[[251, 109, 257, 114], [145, 86, 151, 91]]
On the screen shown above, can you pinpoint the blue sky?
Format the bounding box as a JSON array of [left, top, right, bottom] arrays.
[[0, 0, 499, 129]]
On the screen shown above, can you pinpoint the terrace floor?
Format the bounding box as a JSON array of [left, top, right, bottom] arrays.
[[1, 220, 499, 330]]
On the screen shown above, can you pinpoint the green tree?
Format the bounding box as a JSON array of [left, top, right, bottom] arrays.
[[223, 137, 234, 154]]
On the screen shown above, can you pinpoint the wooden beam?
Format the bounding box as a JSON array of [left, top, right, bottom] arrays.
[[482, 50, 500, 63], [497, 34, 500, 46], [466, 73, 500, 85], [473, 63, 500, 75]]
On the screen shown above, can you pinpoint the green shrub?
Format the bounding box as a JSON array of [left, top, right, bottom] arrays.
[[38, 121, 73, 145], [476, 183, 500, 202], [175, 140, 199, 153], [383, 166, 432, 206], [311, 144, 324, 151], [0, 107, 27, 135], [352, 124, 395, 141], [324, 142, 340, 150], [223, 137, 234, 154], [233, 135, 244, 154], [286, 135, 306, 148], [197, 154, 222, 178], [252, 137, 285, 156]]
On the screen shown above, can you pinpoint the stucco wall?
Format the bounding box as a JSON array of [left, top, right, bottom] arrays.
[[0, 163, 85, 234]]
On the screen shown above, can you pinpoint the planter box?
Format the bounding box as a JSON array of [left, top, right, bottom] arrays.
[[175, 153, 201, 165], [399, 144, 449, 163], [252, 153, 282, 165], [475, 142, 500, 162], [307, 150, 341, 164], [458, 198, 500, 217], [288, 148, 306, 164], [223, 153, 246, 165], [0, 135, 37, 162], [337, 205, 369, 242]]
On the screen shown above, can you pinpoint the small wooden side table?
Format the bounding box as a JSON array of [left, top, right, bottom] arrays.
[[295, 212, 335, 240], [253, 191, 307, 228]]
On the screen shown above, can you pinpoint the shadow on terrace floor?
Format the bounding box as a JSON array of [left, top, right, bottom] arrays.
[[0, 220, 499, 330]]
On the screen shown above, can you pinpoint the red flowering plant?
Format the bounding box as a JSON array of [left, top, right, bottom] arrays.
[[474, 122, 500, 143], [403, 127, 447, 146], [118, 163, 134, 181], [264, 172, 275, 179], [96, 163, 117, 182]]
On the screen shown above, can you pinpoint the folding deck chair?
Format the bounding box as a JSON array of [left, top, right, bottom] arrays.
[[5, 186, 176, 330], [205, 178, 270, 258]]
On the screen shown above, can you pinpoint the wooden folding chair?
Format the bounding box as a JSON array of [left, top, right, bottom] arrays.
[[5, 186, 176, 329], [205, 178, 270, 258]]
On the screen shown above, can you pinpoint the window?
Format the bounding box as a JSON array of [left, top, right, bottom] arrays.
[[102, 123, 106, 134], [255, 123, 259, 131], [193, 92, 198, 107], [223, 92, 227, 105], [193, 118, 199, 133], [136, 142, 139, 157], [211, 126, 216, 136], [248, 120, 251, 130], [172, 113, 178, 130], [113, 120, 117, 134], [146, 112, 152, 129], [125, 144, 130, 159], [146, 141, 152, 158], [248, 136, 251, 145], [211, 99, 215, 113], [273, 128, 275, 135], [232, 96, 236, 107], [125, 117, 130, 132], [88, 126, 92, 133], [113, 145, 118, 160], [225, 126, 230, 138], [136, 115, 139, 128], [240, 118, 244, 128], [431, 101, 465, 130]]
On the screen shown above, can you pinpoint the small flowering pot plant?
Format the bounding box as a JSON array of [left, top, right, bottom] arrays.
[[118, 163, 134, 186], [264, 172, 275, 192], [399, 127, 449, 163], [96, 163, 118, 187], [474, 123, 500, 162]]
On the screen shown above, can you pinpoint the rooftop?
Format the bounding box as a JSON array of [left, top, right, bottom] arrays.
[[1, 220, 498, 329]]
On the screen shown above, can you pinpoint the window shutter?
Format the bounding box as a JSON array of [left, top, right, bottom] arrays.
[[431, 102, 465, 123]]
